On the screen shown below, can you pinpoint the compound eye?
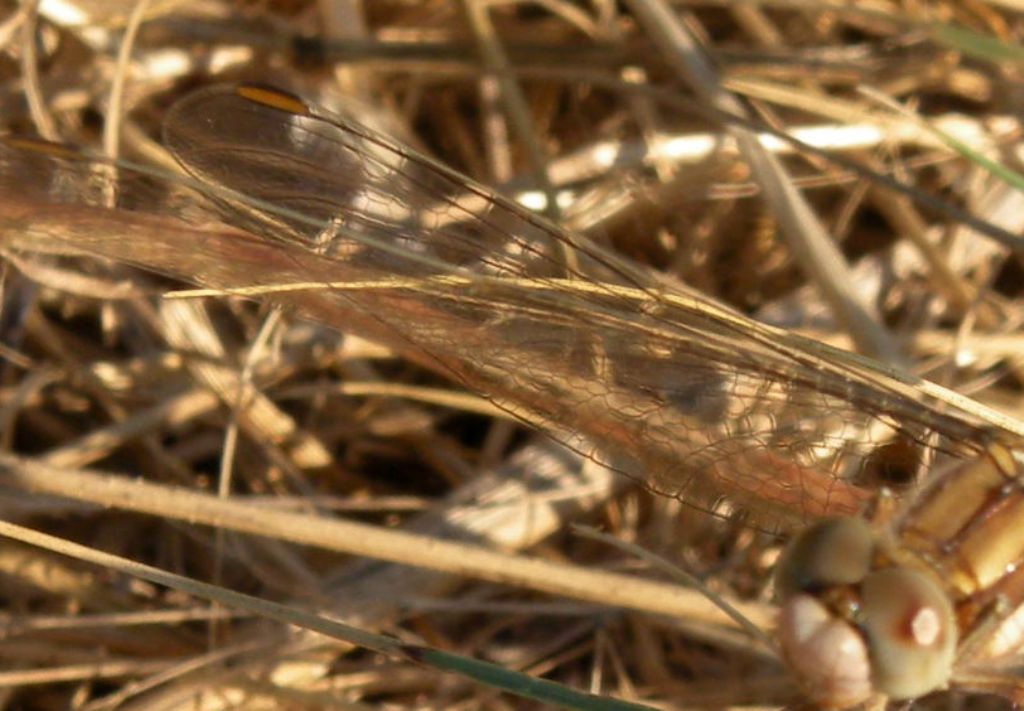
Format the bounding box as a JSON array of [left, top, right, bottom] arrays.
[[778, 593, 874, 708], [775, 517, 875, 599], [860, 568, 957, 700]]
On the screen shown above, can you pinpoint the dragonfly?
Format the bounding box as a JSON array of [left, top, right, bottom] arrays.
[[0, 83, 1022, 708]]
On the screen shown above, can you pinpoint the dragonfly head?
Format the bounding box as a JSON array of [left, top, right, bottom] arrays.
[[776, 517, 957, 707]]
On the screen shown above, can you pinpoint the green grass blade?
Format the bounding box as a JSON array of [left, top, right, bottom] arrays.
[[0, 516, 659, 711]]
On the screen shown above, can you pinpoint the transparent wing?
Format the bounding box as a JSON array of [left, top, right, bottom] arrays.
[[163, 85, 1020, 525], [1, 84, 1018, 532]]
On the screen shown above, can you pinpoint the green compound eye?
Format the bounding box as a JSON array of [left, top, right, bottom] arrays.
[[774, 517, 875, 599], [860, 568, 957, 700]]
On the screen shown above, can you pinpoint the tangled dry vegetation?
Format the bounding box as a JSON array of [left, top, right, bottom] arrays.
[[0, 1, 1023, 709]]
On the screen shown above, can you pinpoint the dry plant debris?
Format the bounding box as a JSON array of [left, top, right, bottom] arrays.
[[0, 1, 1023, 709]]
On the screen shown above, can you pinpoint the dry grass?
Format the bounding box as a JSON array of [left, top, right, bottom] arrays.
[[0, 1, 1023, 709]]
